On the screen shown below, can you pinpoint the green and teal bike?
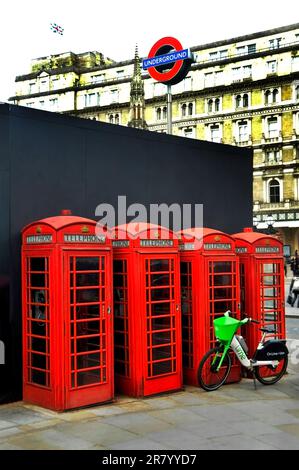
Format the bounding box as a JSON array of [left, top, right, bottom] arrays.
[[197, 311, 288, 391]]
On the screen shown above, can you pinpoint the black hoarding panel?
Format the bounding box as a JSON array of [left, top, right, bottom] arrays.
[[0, 104, 252, 401]]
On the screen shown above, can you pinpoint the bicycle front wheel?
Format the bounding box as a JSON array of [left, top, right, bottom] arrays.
[[255, 356, 288, 385], [197, 346, 232, 391]]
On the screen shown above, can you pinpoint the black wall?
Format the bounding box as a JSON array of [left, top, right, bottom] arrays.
[[0, 103, 252, 402]]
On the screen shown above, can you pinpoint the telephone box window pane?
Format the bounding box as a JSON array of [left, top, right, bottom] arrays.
[[31, 321, 47, 336], [30, 258, 46, 271], [152, 360, 173, 375], [77, 370, 101, 387], [214, 274, 232, 286], [76, 336, 101, 352], [151, 317, 171, 330], [29, 337, 46, 353], [30, 274, 46, 287], [76, 320, 100, 336], [76, 305, 100, 319], [76, 257, 99, 271], [31, 353, 47, 370], [76, 352, 101, 370], [31, 369, 47, 386], [212, 262, 232, 273], [76, 289, 99, 303], [151, 273, 170, 286], [152, 331, 171, 345], [150, 260, 169, 272], [30, 289, 47, 306], [150, 288, 170, 301], [76, 273, 99, 286], [152, 345, 172, 361]]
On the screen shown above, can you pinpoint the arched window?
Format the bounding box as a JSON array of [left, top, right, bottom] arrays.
[[243, 93, 249, 107], [269, 179, 280, 203], [188, 102, 193, 115], [109, 114, 114, 124], [236, 95, 242, 108], [156, 107, 161, 120], [296, 85, 299, 101], [115, 114, 119, 125], [272, 88, 279, 103], [208, 99, 213, 112], [181, 103, 187, 117], [162, 107, 167, 119], [215, 98, 220, 112], [265, 90, 271, 105]]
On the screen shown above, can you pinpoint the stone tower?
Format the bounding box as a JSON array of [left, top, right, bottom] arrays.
[[128, 45, 147, 129]]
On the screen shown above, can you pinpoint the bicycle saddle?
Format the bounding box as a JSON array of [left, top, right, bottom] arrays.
[[259, 327, 275, 334]]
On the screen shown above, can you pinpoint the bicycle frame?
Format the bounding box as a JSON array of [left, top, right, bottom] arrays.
[[214, 332, 279, 372]]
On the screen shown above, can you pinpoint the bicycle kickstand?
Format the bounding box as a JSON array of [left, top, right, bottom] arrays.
[[252, 370, 257, 390]]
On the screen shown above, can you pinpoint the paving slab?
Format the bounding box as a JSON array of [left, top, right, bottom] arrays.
[[102, 412, 173, 435], [109, 438, 171, 450], [55, 420, 138, 447], [258, 430, 299, 450], [8, 428, 94, 450]]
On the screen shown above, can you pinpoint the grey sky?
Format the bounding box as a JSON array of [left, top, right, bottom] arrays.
[[1, 0, 298, 101]]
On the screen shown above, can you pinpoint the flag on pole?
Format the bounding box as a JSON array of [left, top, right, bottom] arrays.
[[50, 23, 64, 36]]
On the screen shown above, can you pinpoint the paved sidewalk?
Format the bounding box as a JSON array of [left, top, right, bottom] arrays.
[[0, 368, 298, 450]]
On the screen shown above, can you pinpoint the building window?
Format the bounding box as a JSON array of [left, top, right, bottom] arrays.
[[235, 93, 249, 109], [269, 38, 281, 49], [110, 89, 119, 103], [292, 56, 299, 72], [207, 97, 221, 113], [238, 121, 249, 142], [236, 44, 256, 55], [247, 43, 256, 54], [181, 103, 187, 117], [295, 85, 299, 101], [232, 67, 242, 82], [91, 74, 105, 84], [204, 73, 214, 87], [182, 127, 195, 138], [116, 70, 125, 78], [243, 65, 252, 79], [29, 82, 37, 94], [51, 78, 59, 90], [209, 49, 228, 61], [108, 113, 121, 124], [188, 102, 193, 115], [39, 101, 45, 109], [49, 98, 58, 110], [210, 124, 221, 143], [272, 88, 279, 103], [85, 93, 98, 107], [236, 95, 242, 108], [267, 60, 277, 74], [39, 79, 48, 93], [265, 88, 280, 105], [268, 117, 279, 138], [215, 71, 223, 85], [26, 102, 34, 108], [269, 179, 281, 203], [266, 149, 281, 164], [156, 106, 167, 121]]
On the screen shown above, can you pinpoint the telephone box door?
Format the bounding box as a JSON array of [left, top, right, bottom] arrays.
[[141, 255, 181, 396], [63, 251, 113, 409], [256, 258, 285, 337]]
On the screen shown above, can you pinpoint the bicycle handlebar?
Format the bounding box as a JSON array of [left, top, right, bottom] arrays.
[[249, 318, 260, 324]]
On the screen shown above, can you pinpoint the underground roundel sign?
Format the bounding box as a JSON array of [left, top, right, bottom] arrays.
[[143, 37, 193, 86]]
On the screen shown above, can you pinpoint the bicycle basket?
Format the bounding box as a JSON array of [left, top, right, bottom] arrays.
[[214, 315, 241, 343]]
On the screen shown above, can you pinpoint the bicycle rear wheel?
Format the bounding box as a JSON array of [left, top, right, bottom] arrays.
[[255, 356, 288, 385], [197, 346, 231, 391]]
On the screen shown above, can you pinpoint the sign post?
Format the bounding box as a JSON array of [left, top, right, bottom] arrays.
[[143, 37, 193, 135], [167, 84, 172, 134]]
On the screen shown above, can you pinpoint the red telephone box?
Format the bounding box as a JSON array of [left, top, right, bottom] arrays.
[[22, 213, 113, 411], [112, 223, 182, 397], [232, 228, 286, 373], [177, 228, 241, 386]]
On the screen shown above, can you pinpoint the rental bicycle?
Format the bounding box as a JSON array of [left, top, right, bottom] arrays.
[[197, 310, 288, 391]]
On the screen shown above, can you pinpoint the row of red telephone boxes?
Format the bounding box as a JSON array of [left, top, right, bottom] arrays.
[[21, 213, 285, 411]]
